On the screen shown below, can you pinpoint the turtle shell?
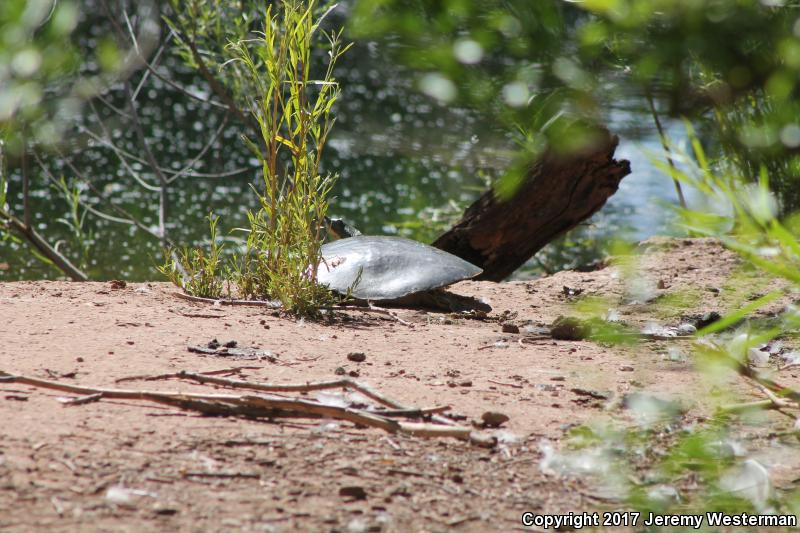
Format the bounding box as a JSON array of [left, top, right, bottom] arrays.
[[318, 236, 482, 300]]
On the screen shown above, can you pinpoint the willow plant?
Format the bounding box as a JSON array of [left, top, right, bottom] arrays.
[[225, 0, 349, 314]]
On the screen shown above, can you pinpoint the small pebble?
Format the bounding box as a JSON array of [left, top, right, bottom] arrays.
[[339, 486, 367, 500], [619, 365, 634, 372], [347, 352, 366, 363], [481, 411, 509, 428], [501, 324, 520, 334]]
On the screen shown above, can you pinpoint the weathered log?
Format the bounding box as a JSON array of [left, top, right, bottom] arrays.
[[433, 131, 631, 281]]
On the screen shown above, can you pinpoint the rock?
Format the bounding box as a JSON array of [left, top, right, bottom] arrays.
[[570, 388, 611, 400], [747, 347, 770, 367], [695, 311, 721, 329], [480, 411, 509, 428], [501, 323, 520, 334], [347, 352, 367, 363], [334, 367, 346, 376], [339, 486, 367, 500], [562, 286, 584, 297], [676, 323, 697, 335], [550, 316, 591, 341]]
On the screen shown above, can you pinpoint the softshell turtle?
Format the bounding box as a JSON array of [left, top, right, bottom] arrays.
[[318, 218, 490, 312]]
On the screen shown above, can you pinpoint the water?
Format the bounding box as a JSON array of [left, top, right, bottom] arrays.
[[0, 22, 685, 282]]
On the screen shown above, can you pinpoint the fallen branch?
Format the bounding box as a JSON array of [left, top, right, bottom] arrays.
[[0, 209, 88, 281], [0, 370, 481, 444], [143, 371, 420, 411]]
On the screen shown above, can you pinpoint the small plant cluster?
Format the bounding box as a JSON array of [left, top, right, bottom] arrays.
[[160, 0, 350, 315]]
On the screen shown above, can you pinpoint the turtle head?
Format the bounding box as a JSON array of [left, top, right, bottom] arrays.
[[323, 217, 362, 240]]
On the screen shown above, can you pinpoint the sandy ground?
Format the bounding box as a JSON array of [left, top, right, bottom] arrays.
[[1, 238, 799, 532]]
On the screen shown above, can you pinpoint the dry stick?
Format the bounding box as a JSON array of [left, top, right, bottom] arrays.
[[115, 366, 259, 384], [21, 125, 30, 229], [722, 351, 800, 404], [0, 371, 398, 431], [124, 81, 169, 248], [714, 348, 800, 421], [171, 292, 413, 326], [181, 31, 259, 137], [758, 384, 797, 409], [171, 371, 462, 430], [167, 371, 409, 410], [487, 379, 523, 389], [137, 372, 450, 416], [367, 406, 451, 417], [172, 291, 282, 308], [0, 209, 88, 281], [0, 371, 472, 440]]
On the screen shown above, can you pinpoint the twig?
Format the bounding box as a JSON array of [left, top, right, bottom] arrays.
[[184, 471, 260, 479], [719, 399, 776, 413], [162, 371, 409, 410], [0, 208, 88, 281], [721, 351, 800, 403], [759, 385, 796, 409], [170, 292, 413, 326], [124, 81, 169, 247], [646, 88, 686, 209], [365, 304, 413, 326], [115, 366, 258, 383], [487, 379, 523, 389], [21, 126, 30, 229], [1, 371, 476, 442], [60, 393, 104, 406], [172, 291, 281, 308], [173, 24, 259, 136], [367, 406, 451, 417]]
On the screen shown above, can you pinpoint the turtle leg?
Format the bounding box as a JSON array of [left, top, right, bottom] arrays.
[[393, 289, 491, 313]]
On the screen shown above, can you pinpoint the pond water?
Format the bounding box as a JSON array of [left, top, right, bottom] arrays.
[[0, 24, 686, 282]]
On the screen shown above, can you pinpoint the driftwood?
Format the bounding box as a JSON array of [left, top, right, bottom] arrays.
[[434, 130, 631, 280]]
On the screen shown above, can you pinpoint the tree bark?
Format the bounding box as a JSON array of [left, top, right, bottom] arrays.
[[433, 131, 631, 281]]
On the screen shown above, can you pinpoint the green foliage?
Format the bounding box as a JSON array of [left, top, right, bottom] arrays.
[[0, 0, 91, 153], [711, 95, 800, 215], [350, 0, 800, 205], [159, 214, 225, 299], [51, 176, 92, 270], [164, 0, 349, 316], [666, 123, 800, 288]]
